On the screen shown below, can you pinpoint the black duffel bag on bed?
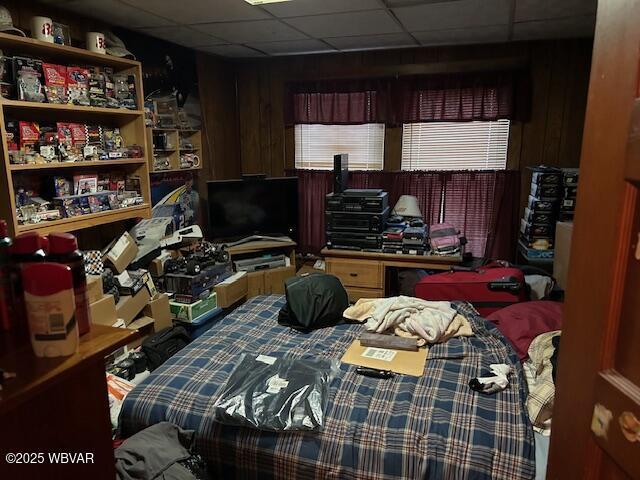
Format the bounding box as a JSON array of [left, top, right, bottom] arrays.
[[142, 326, 191, 371], [277, 273, 349, 332]]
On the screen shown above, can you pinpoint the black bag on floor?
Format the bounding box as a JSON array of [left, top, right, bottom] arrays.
[[278, 273, 349, 332], [142, 326, 191, 371]]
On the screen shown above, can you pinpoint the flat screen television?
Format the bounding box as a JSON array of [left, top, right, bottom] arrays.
[[207, 177, 298, 241]]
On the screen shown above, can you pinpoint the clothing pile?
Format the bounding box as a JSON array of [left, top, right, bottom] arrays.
[[523, 330, 561, 435], [343, 296, 474, 344]]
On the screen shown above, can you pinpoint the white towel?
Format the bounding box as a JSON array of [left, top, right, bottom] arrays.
[[358, 296, 458, 343]]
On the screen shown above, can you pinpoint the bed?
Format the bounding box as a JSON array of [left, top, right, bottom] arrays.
[[119, 295, 535, 479]]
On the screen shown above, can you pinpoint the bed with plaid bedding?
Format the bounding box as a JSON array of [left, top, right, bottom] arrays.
[[119, 295, 535, 479]]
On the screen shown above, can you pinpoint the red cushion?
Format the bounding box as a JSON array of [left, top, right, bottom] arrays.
[[486, 301, 563, 361]]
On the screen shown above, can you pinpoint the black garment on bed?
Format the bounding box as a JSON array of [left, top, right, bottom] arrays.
[[277, 273, 349, 332]]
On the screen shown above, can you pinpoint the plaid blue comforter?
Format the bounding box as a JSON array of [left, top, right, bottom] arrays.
[[119, 295, 535, 479]]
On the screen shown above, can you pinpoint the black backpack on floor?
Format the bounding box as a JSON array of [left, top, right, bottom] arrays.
[[142, 326, 191, 371], [278, 273, 349, 332]]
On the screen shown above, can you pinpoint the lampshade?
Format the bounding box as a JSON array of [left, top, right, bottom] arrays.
[[392, 195, 422, 218]]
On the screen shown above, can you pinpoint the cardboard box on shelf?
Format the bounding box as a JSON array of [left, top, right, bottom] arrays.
[[554, 221, 574, 290], [170, 292, 217, 322], [143, 293, 172, 331], [87, 274, 104, 304], [116, 285, 152, 325], [104, 232, 139, 274], [90, 293, 117, 326], [215, 272, 247, 308]]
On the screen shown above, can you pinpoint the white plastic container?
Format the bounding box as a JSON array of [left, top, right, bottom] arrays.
[[22, 262, 79, 357]]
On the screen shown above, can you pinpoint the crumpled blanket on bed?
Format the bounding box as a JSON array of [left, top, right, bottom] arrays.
[[119, 295, 535, 480]]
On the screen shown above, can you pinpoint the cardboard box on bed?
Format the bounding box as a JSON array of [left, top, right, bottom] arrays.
[[341, 339, 428, 376], [89, 293, 117, 326]]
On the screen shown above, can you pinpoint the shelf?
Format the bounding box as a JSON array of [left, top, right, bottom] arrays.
[[17, 204, 150, 235], [0, 32, 140, 71], [0, 324, 137, 414], [150, 167, 202, 174], [1, 99, 143, 122], [10, 158, 146, 171]]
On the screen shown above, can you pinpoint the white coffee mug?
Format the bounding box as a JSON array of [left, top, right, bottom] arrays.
[[86, 31, 106, 54], [31, 16, 53, 43]]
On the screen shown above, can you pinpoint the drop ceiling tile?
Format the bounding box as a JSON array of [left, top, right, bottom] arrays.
[[413, 24, 508, 46], [59, 0, 174, 28], [393, 0, 510, 31], [193, 19, 307, 43], [325, 33, 416, 50], [248, 39, 335, 55], [515, 0, 597, 22], [513, 15, 596, 40], [263, 0, 382, 18], [284, 10, 403, 38], [121, 0, 270, 23], [137, 25, 226, 47], [197, 45, 266, 58]]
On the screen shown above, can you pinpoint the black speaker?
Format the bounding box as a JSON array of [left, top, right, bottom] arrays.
[[333, 153, 349, 193]]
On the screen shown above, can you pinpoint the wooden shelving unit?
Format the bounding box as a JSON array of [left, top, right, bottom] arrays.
[[147, 127, 202, 174], [0, 32, 152, 237]]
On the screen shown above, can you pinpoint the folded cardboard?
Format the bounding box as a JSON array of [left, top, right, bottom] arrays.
[[87, 274, 104, 305], [554, 221, 574, 290], [116, 285, 152, 325], [104, 232, 139, 274], [149, 250, 175, 277], [340, 339, 428, 376], [215, 271, 248, 308], [170, 292, 217, 322], [89, 293, 117, 326], [128, 315, 155, 335], [143, 293, 172, 331]]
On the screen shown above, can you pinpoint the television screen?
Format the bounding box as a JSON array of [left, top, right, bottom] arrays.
[[207, 177, 298, 241]]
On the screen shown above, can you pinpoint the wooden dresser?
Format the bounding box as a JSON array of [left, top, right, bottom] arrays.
[[322, 248, 462, 301], [0, 325, 137, 480]]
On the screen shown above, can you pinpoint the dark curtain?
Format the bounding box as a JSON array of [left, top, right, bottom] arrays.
[[397, 72, 514, 123], [287, 169, 519, 260], [285, 72, 523, 126], [441, 170, 519, 260], [284, 78, 393, 126]]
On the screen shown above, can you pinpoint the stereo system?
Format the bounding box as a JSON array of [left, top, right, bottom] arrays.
[[326, 208, 389, 233], [325, 187, 390, 251], [326, 231, 382, 250], [333, 153, 349, 194], [325, 189, 388, 213]]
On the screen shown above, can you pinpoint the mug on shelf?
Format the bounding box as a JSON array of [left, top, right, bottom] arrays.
[[180, 153, 200, 169], [30, 16, 54, 43], [86, 31, 106, 54]]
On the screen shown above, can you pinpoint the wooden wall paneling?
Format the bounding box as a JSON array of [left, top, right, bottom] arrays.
[[268, 67, 286, 176], [258, 63, 273, 176], [385, 127, 403, 171], [542, 41, 572, 166], [558, 41, 592, 167], [518, 42, 554, 209], [238, 63, 263, 175], [507, 121, 524, 170]]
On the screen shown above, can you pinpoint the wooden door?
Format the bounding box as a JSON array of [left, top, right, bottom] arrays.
[[548, 1, 640, 478]]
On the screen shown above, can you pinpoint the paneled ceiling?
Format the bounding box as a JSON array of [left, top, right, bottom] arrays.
[[42, 0, 596, 58]]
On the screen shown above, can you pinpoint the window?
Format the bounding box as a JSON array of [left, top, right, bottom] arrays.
[[401, 120, 510, 171], [295, 123, 385, 170]]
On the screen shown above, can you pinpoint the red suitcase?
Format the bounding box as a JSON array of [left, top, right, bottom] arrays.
[[414, 262, 528, 316]]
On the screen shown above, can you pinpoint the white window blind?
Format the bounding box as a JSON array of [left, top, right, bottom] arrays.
[[401, 120, 510, 171], [295, 123, 385, 170]]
